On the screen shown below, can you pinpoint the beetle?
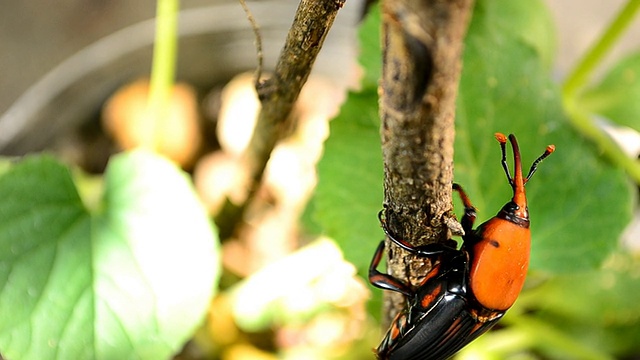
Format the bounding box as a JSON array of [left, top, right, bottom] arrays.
[[369, 133, 555, 360]]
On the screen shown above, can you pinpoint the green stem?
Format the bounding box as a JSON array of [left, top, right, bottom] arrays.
[[147, 0, 179, 150], [459, 328, 534, 359], [503, 315, 614, 360], [562, 0, 640, 98], [561, 0, 640, 184], [566, 103, 640, 183]]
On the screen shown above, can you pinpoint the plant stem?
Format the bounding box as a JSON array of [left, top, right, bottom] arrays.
[[566, 103, 640, 183], [504, 315, 614, 360], [561, 0, 640, 184], [562, 0, 640, 98], [147, 0, 179, 150], [459, 328, 534, 358]]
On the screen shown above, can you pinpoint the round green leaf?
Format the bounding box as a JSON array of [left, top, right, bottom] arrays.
[[0, 151, 219, 360]]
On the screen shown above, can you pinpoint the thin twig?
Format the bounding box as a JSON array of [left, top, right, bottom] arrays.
[[239, 0, 264, 86]]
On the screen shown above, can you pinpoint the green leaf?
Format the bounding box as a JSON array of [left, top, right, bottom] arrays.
[[579, 51, 640, 130], [535, 253, 640, 325], [455, 0, 633, 273], [0, 151, 219, 360], [477, 0, 557, 71], [311, 89, 382, 276], [553, 322, 640, 359], [529, 253, 640, 357]]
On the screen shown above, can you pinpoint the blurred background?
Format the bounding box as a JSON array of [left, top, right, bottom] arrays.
[[2, 0, 639, 172], [1, 1, 640, 360], [3, 0, 640, 113]]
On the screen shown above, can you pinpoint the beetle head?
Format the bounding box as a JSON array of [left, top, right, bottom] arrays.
[[495, 133, 555, 222]]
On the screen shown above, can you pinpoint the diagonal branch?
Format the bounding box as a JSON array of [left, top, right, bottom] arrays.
[[216, 0, 345, 239], [247, 0, 346, 184]]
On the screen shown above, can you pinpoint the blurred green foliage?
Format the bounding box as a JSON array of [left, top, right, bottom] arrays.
[[0, 152, 219, 360]]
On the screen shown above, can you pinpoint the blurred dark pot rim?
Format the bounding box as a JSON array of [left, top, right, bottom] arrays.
[[0, 2, 360, 154]]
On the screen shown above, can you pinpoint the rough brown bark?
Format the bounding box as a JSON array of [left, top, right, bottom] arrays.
[[247, 0, 346, 185], [379, 0, 474, 325], [216, 0, 345, 239]]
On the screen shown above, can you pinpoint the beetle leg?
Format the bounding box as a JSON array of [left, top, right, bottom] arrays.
[[379, 210, 456, 256], [369, 241, 413, 297], [453, 184, 477, 241]]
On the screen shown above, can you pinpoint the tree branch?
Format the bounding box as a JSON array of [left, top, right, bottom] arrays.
[[247, 0, 346, 183], [379, 0, 474, 324], [216, 0, 345, 239]]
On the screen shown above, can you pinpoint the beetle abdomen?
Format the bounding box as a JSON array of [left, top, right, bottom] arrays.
[[469, 217, 531, 310], [384, 295, 502, 360]]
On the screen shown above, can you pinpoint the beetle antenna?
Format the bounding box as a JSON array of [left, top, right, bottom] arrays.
[[525, 144, 555, 183], [494, 133, 512, 186]]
